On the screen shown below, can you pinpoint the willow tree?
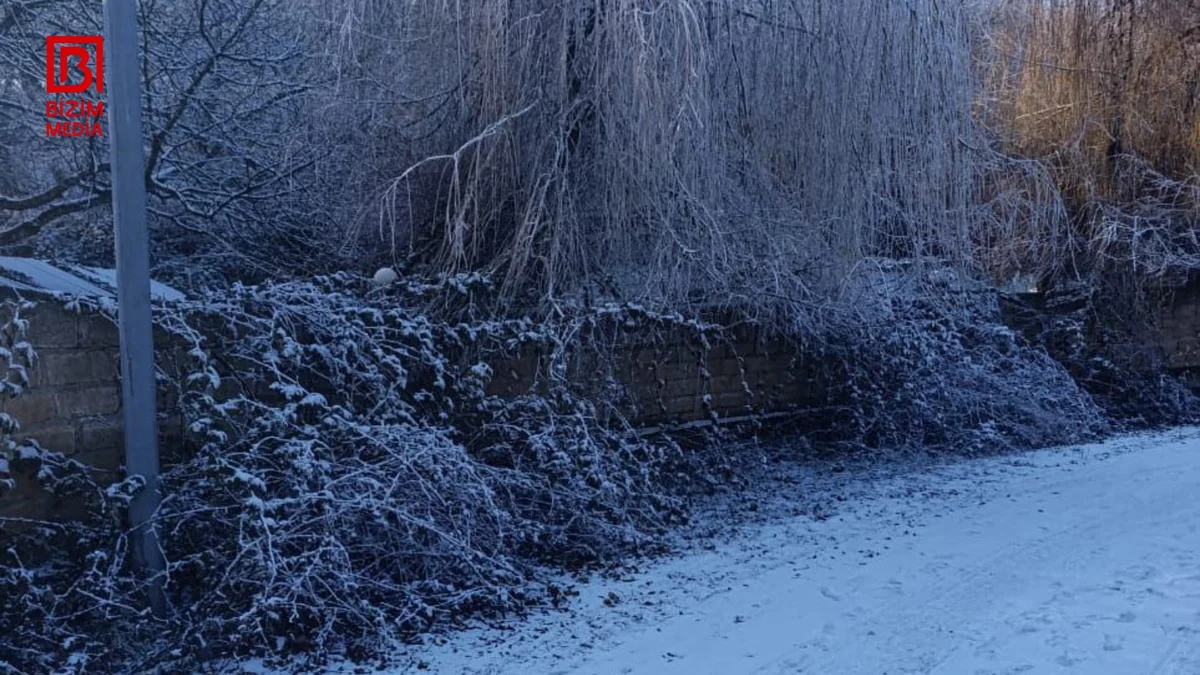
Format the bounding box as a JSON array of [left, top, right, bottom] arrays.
[[325, 0, 988, 324]]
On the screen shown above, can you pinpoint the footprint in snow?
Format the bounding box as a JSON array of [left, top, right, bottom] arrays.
[[820, 586, 842, 601], [1121, 565, 1159, 581], [1055, 653, 1083, 667]]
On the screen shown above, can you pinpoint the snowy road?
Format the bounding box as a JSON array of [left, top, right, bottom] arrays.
[[315, 429, 1200, 675], [554, 432, 1200, 675]]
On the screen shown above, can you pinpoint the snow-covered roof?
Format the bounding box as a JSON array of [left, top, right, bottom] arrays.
[[0, 257, 185, 301]]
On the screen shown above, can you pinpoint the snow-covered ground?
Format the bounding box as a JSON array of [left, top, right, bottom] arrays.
[[250, 428, 1200, 675]]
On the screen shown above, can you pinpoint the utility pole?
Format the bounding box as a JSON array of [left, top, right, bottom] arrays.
[[104, 0, 165, 614]]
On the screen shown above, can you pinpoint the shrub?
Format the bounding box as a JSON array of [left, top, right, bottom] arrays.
[[812, 273, 1108, 454], [1001, 284, 1200, 429], [2, 274, 709, 671]]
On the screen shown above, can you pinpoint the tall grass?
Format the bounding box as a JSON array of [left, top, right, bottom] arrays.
[[975, 0, 1200, 286], [979, 0, 1200, 191]]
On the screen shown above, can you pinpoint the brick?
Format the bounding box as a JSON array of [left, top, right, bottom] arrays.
[[624, 387, 657, 408], [2, 392, 55, 427], [78, 417, 123, 453], [72, 446, 123, 474], [32, 349, 120, 387], [0, 463, 42, 501], [651, 363, 689, 382], [725, 342, 747, 358], [55, 386, 121, 418], [713, 390, 750, 408], [751, 371, 782, 388], [78, 313, 120, 348], [740, 355, 770, 372], [705, 343, 733, 359], [717, 358, 748, 377], [710, 374, 747, 392], [17, 423, 75, 454], [630, 348, 664, 367], [669, 344, 697, 363], [23, 304, 80, 348], [664, 395, 699, 415], [0, 489, 57, 525], [627, 372, 665, 391], [662, 378, 702, 399], [471, 332, 816, 426]]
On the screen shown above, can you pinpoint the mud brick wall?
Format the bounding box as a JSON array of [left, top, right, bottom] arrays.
[[1157, 283, 1200, 370], [0, 299, 124, 521], [487, 321, 817, 427]]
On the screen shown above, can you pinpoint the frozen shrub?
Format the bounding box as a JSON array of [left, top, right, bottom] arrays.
[[1, 275, 708, 671], [1001, 285, 1200, 429], [813, 279, 1108, 454], [30, 273, 699, 669]]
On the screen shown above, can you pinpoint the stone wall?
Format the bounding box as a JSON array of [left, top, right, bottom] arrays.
[[0, 298, 125, 520]]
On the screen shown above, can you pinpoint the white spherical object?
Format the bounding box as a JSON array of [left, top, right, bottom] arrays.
[[372, 267, 398, 285]]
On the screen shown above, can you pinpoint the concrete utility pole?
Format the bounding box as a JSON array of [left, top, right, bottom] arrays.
[[104, 0, 165, 614]]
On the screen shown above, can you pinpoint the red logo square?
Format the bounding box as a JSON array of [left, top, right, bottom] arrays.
[[46, 36, 104, 94]]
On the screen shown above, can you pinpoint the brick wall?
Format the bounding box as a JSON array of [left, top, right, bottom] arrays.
[[1, 301, 816, 523], [1007, 285, 1200, 377], [1157, 283, 1200, 371], [0, 297, 125, 521], [6, 282, 1194, 523], [487, 321, 817, 428]]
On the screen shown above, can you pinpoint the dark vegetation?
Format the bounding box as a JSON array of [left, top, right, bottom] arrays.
[[1, 0, 1199, 672]]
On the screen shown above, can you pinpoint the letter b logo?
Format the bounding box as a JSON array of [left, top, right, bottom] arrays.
[[46, 36, 104, 94]]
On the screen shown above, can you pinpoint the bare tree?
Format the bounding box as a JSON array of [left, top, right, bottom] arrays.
[[0, 0, 341, 286]]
